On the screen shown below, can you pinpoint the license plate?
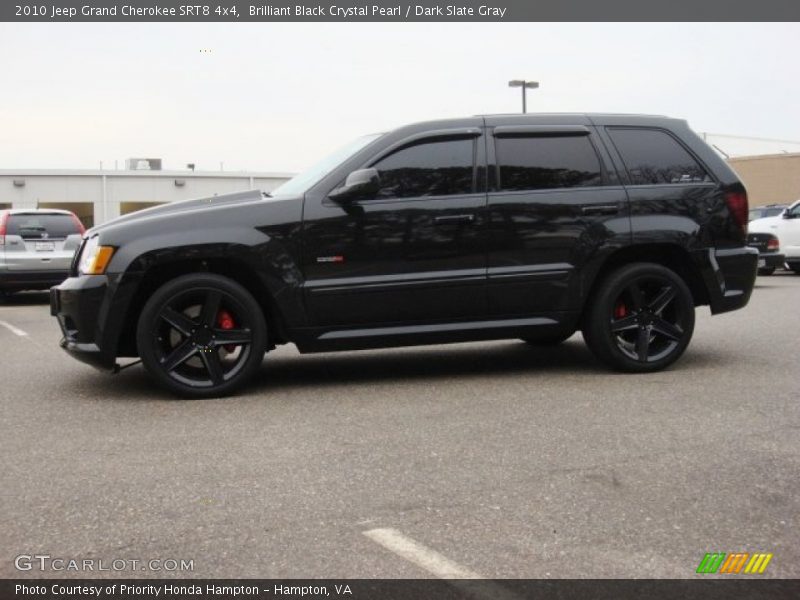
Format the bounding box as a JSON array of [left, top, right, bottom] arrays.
[[758, 258, 766, 268], [35, 241, 55, 251]]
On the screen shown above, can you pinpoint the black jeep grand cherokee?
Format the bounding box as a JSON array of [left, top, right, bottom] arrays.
[[51, 114, 758, 397]]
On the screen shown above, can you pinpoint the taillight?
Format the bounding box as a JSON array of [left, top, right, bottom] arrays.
[[725, 190, 749, 236], [0, 211, 7, 246], [70, 213, 86, 235], [767, 236, 780, 251]]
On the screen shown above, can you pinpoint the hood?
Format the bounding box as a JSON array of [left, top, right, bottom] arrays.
[[87, 189, 267, 236]]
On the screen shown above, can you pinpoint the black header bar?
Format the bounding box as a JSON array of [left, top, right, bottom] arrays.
[[3, 0, 800, 22]]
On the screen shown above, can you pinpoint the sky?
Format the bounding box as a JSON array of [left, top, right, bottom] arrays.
[[1, 22, 799, 173]]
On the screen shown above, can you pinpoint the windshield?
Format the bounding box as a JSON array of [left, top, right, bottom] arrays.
[[272, 133, 382, 196]]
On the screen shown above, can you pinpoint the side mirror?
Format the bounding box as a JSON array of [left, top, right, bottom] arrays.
[[782, 210, 793, 219], [328, 168, 380, 202]]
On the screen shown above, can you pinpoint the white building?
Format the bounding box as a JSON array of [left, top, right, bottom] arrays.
[[0, 163, 293, 228]]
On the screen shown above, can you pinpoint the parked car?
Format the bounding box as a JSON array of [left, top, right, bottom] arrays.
[[0, 209, 85, 296], [51, 114, 758, 397], [748, 199, 800, 274], [748, 204, 787, 222], [746, 232, 785, 275]]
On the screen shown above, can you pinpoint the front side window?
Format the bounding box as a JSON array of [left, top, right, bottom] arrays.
[[371, 137, 475, 199], [495, 135, 603, 192], [607, 128, 710, 185]]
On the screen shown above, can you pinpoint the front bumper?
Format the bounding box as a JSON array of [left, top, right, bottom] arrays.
[[50, 275, 118, 371]]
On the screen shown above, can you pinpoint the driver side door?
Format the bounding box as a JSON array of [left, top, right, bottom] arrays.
[[301, 128, 488, 328]]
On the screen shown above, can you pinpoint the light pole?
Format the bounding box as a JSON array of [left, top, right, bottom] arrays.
[[508, 79, 539, 114]]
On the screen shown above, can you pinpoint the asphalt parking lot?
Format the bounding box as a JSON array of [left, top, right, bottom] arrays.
[[1, 273, 798, 580]]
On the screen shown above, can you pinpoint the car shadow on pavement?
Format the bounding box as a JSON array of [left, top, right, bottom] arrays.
[[73, 340, 604, 401], [71, 339, 724, 401], [250, 340, 605, 392]]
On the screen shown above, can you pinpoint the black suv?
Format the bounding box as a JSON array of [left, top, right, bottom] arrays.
[[51, 114, 758, 397]]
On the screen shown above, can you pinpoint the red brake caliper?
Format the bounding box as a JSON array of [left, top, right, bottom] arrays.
[[614, 303, 627, 319], [216, 309, 236, 352]]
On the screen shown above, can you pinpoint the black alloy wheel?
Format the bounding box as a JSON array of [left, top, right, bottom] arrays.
[[582, 263, 695, 372], [137, 274, 267, 398]]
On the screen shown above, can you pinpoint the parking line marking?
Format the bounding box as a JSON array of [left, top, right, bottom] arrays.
[[0, 319, 28, 337], [363, 528, 523, 600]]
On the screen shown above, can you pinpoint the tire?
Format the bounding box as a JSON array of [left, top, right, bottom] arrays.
[[789, 263, 800, 275], [582, 263, 695, 373], [758, 267, 776, 276], [136, 273, 267, 398], [522, 331, 575, 346]]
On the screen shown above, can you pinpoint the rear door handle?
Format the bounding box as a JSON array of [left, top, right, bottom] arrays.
[[434, 214, 475, 224], [581, 204, 620, 216]]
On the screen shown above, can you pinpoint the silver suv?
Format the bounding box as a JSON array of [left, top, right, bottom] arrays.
[[0, 209, 84, 295]]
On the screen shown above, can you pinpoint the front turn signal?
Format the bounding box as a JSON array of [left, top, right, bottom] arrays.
[[79, 239, 116, 275]]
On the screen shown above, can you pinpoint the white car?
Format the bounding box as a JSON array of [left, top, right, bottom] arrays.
[[748, 199, 800, 274]]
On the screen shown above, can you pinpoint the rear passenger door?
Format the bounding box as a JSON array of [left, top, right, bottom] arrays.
[[485, 124, 630, 316]]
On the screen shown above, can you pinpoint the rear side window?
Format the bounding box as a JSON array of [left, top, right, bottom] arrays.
[[371, 137, 475, 199], [7, 214, 82, 239], [607, 128, 710, 185], [495, 135, 603, 192]]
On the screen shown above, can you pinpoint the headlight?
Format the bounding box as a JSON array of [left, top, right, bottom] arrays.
[[78, 236, 116, 275]]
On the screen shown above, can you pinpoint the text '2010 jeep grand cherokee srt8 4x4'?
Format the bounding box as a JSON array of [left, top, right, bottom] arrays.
[[51, 114, 758, 398]]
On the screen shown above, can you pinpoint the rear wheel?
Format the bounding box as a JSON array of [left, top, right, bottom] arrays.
[[582, 263, 695, 373], [136, 273, 267, 398], [758, 267, 776, 276], [789, 263, 800, 275]]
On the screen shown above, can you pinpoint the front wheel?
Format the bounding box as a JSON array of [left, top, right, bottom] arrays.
[[136, 273, 267, 398], [582, 263, 695, 373]]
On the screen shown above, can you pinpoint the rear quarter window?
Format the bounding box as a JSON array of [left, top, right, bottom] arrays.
[[7, 214, 82, 238], [607, 128, 711, 185]]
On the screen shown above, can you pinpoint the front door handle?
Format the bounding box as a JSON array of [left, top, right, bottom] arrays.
[[434, 214, 475, 224], [581, 204, 620, 216]]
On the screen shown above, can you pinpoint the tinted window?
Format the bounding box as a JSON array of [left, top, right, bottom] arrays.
[[496, 135, 603, 192], [7, 214, 82, 238], [608, 128, 710, 185], [371, 138, 474, 199]]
